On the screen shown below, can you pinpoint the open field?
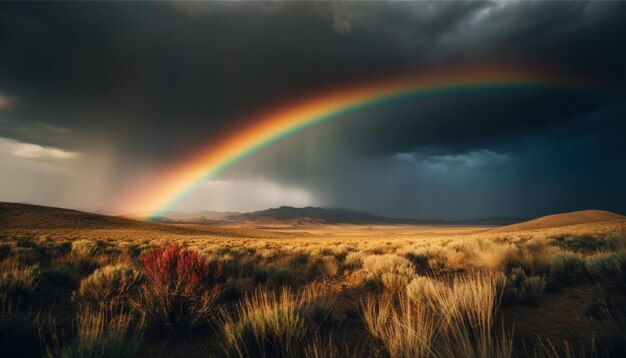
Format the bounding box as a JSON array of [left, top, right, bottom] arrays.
[[1, 203, 626, 357]]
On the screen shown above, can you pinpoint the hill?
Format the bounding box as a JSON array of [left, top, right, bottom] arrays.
[[19, 202, 626, 236], [0, 202, 524, 237], [0, 202, 298, 239], [0, 202, 146, 230], [219, 206, 523, 226], [223, 206, 403, 225], [490, 209, 626, 234]]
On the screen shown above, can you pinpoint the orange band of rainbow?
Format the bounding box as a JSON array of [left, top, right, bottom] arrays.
[[115, 66, 602, 218]]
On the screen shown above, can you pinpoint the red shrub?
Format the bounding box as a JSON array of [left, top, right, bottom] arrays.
[[143, 245, 221, 295]]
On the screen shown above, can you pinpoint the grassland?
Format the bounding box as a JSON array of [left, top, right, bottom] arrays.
[[1, 202, 625, 357]]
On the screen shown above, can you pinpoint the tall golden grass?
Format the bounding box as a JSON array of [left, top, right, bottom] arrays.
[[1, 218, 625, 357], [361, 272, 511, 358], [219, 285, 336, 357], [65, 306, 139, 357]]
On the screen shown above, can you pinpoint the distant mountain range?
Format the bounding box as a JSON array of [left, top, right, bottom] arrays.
[[2, 202, 624, 234], [158, 206, 526, 227]]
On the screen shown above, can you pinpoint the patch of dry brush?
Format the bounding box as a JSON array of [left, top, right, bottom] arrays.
[[1, 222, 625, 357]]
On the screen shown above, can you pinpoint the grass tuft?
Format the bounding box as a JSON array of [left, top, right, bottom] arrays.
[[361, 272, 511, 358], [59, 306, 141, 358], [72, 264, 143, 307], [361, 254, 417, 293], [220, 286, 336, 357]]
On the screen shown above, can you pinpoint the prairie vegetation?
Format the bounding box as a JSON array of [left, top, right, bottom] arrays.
[[1, 203, 626, 357]]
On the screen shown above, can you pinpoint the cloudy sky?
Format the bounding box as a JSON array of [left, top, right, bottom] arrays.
[[1, 1, 625, 220]]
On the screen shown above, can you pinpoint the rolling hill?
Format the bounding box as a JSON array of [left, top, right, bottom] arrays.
[[0, 202, 525, 230], [223, 206, 405, 225], [490, 209, 626, 234], [218, 206, 524, 226], [5, 202, 624, 236], [0, 202, 146, 230], [0, 202, 299, 238]]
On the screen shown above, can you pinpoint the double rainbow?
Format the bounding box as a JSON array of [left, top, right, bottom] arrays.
[[116, 66, 597, 218]]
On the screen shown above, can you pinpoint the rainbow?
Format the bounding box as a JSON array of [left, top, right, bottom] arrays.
[[116, 66, 599, 218]]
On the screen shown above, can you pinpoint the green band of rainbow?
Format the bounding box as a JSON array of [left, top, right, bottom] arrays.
[[113, 67, 613, 218]]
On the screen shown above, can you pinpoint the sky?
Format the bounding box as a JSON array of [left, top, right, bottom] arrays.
[[1, 1, 625, 220]]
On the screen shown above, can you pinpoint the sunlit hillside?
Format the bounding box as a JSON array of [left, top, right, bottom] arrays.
[[490, 209, 626, 234]]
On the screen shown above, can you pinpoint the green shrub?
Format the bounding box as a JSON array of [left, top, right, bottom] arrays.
[[550, 253, 586, 285], [553, 234, 621, 254], [520, 277, 546, 304], [586, 252, 626, 288], [72, 265, 143, 307], [499, 267, 545, 305]]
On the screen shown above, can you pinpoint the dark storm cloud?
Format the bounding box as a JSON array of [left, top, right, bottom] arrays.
[[218, 97, 626, 219], [0, 1, 625, 217]]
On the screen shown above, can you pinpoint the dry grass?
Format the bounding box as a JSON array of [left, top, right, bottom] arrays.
[[431, 273, 512, 358], [0, 264, 40, 301], [303, 334, 360, 358], [361, 272, 511, 358], [57, 305, 142, 358], [360, 254, 417, 293], [2, 203, 626, 357], [362, 290, 437, 357], [219, 286, 336, 357], [72, 264, 143, 307]]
